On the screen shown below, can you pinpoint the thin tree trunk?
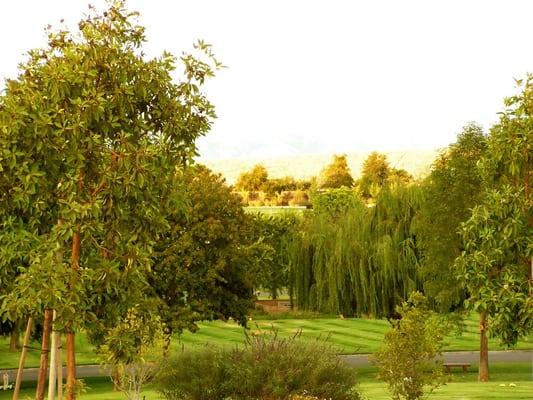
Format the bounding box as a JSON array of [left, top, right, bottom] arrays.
[[66, 229, 81, 400], [57, 332, 63, 400], [530, 256, 532, 296], [479, 311, 489, 382], [47, 311, 58, 400], [12, 317, 33, 400], [9, 320, 21, 351], [35, 309, 53, 400]]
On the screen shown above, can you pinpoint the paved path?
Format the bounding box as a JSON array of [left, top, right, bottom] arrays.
[[341, 350, 533, 367], [1, 350, 531, 383]]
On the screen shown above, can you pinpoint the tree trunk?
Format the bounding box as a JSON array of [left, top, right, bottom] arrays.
[[57, 331, 63, 400], [47, 311, 58, 400], [66, 333, 76, 400], [12, 317, 33, 400], [66, 230, 81, 400], [9, 320, 21, 351], [479, 311, 489, 382], [35, 309, 53, 400]]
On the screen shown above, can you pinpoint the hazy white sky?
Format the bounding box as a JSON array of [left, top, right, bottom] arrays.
[[1, 1, 532, 159]]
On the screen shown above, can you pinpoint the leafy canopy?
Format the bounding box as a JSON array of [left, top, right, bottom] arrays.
[[455, 76, 533, 347], [415, 123, 487, 311], [319, 154, 354, 189], [0, 0, 220, 336]]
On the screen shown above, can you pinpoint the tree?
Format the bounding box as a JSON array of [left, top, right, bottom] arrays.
[[149, 165, 257, 338], [290, 185, 422, 317], [454, 77, 533, 382], [414, 123, 487, 311], [372, 292, 447, 400], [358, 151, 391, 197], [319, 154, 354, 189], [0, 2, 220, 398], [97, 307, 166, 400], [388, 168, 413, 185], [235, 164, 269, 191], [248, 213, 299, 299]]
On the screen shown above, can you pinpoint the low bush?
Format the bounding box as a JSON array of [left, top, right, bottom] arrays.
[[154, 330, 360, 400]]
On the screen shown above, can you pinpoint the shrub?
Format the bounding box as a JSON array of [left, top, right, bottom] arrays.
[[154, 346, 230, 400], [371, 292, 448, 400], [154, 330, 361, 400]]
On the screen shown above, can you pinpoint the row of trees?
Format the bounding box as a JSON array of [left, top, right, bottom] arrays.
[[235, 152, 412, 205], [288, 106, 532, 380]]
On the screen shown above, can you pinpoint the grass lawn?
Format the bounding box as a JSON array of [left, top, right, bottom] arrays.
[[1, 314, 531, 368], [358, 362, 533, 400], [245, 206, 307, 215], [0, 363, 530, 399], [173, 315, 532, 355]]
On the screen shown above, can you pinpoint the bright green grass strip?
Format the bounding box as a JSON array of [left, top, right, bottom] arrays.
[[245, 206, 306, 216], [177, 317, 533, 354], [358, 362, 533, 400], [0, 377, 160, 400], [359, 381, 533, 400], [0, 333, 98, 369]]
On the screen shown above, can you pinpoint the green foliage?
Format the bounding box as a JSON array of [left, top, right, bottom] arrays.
[[319, 154, 354, 189], [154, 330, 361, 400], [311, 187, 363, 215], [150, 165, 257, 334], [455, 186, 532, 346], [291, 185, 422, 317], [357, 151, 391, 197], [414, 123, 487, 311], [248, 213, 300, 298], [97, 306, 164, 400], [235, 164, 269, 191], [0, 0, 220, 355], [371, 292, 448, 400], [455, 76, 533, 347]]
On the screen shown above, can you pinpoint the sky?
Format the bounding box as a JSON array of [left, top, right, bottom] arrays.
[[1, 0, 533, 159]]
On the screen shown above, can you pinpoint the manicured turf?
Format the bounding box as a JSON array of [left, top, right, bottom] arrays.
[[174, 315, 533, 354], [358, 362, 533, 400], [245, 206, 306, 215], [0, 333, 96, 370], [1, 315, 531, 368]]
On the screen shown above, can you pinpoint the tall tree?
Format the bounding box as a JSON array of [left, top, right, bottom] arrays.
[[319, 154, 354, 189], [249, 213, 299, 299], [415, 123, 487, 311], [290, 185, 422, 317], [235, 164, 269, 191], [455, 77, 533, 382], [0, 2, 219, 398], [358, 151, 391, 197], [148, 165, 257, 337]]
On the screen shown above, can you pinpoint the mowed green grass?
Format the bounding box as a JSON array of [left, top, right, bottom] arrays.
[[174, 316, 533, 354], [0, 333, 96, 369], [358, 362, 533, 400], [0, 363, 531, 400], [1, 315, 532, 368], [245, 205, 307, 215]]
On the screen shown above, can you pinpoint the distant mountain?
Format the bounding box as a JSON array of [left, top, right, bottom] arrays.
[[198, 149, 439, 185]]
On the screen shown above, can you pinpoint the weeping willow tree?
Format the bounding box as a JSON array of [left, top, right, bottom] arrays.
[[290, 185, 423, 317]]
